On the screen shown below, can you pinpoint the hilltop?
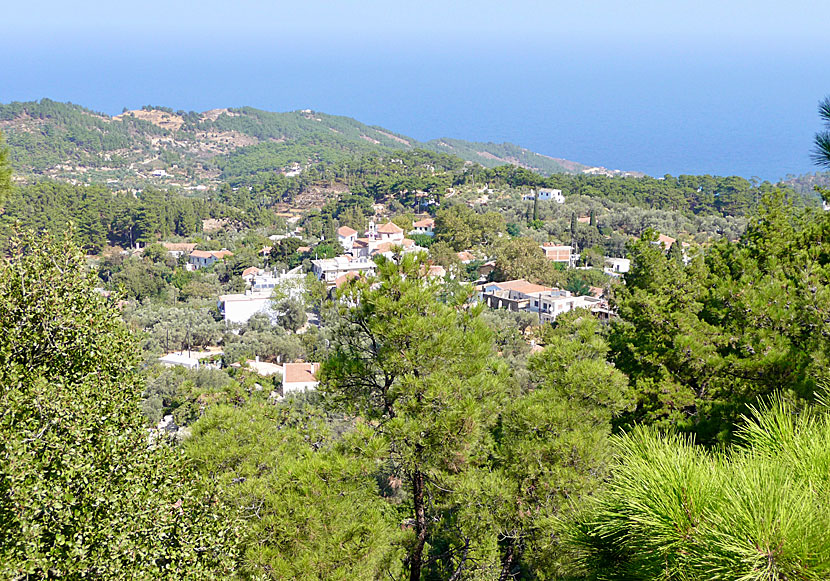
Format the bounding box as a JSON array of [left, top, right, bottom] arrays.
[[0, 99, 628, 189]]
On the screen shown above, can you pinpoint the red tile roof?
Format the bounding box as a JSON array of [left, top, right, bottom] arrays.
[[491, 279, 552, 295], [413, 218, 435, 228], [377, 222, 404, 234], [284, 362, 319, 384], [337, 225, 358, 237]]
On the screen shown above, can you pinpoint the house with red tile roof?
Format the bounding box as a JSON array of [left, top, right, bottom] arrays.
[[337, 225, 358, 251], [188, 249, 234, 269], [282, 362, 320, 394]]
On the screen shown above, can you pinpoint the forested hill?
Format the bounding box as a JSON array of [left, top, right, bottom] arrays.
[[0, 99, 591, 189]]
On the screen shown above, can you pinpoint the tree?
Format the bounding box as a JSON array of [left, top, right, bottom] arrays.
[[812, 96, 830, 170], [277, 298, 306, 332], [667, 240, 684, 265], [319, 253, 511, 580], [492, 237, 565, 287], [494, 314, 632, 578], [186, 401, 402, 579], [565, 397, 830, 580], [0, 230, 235, 578], [0, 130, 11, 209]]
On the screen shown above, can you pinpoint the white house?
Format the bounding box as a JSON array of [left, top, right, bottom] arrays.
[[217, 290, 278, 324], [312, 256, 377, 285], [188, 249, 233, 269], [282, 362, 320, 394], [375, 221, 405, 243], [604, 257, 630, 275], [410, 218, 435, 236], [522, 188, 565, 203], [533, 292, 601, 324], [336, 225, 358, 252]]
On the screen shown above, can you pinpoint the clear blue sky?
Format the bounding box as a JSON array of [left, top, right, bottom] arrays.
[[3, 0, 830, 179]]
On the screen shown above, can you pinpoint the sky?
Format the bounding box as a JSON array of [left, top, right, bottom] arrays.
[[3, 0, 830, 179]]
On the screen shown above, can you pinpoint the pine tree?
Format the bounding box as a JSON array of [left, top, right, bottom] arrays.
[[320, 253, 510, 580], [667, 240, 684, 264]]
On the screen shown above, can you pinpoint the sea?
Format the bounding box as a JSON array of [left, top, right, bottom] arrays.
[[3, 36, 829, 182]]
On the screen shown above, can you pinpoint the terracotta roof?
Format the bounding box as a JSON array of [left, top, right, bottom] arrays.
[[413, 218, 434, 228], [211, 250, 234, 259], [589, 286, 604, 298], [372, 242, 394, 254], [189, 249, 213, 259], [353, 238, 370, 248], [334, 271, 362, 288], [242, 266, 260, 277], [457, 251, 475, 262], [658, 234, 676, 247], [163, 242, 196, 252], [377, 222, 404, 234], [297, 246, 311, 253], [491, 279, 552, 295], [337, 225, 357, 237], [427, 265, 446, 277], [284, 362, 320, 384], [259, 246, 273, 255], [401, 238, 415, 248]]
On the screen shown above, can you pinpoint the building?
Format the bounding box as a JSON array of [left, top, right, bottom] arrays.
[[457, 251, 476, 264], [159, 350, 221, 370], [479, 280, 614, 324], [246, 266, 305, 294], [311, 256, 377, 285], [540, 244, 574, 266], [655, 234, 676, 249], [188, 249, 233, 269], [282, 362, 320, 394], [604, 257, 630, 275], [479, 280, 553, 311], [522, 188, 565, 203], [163, 242, 196, 258], [336, 226, 358, 251], [534, 292, 603, 324], [411, 218, 435, 236], [375, 221, 405, 243], [217, 291, 277, 324]]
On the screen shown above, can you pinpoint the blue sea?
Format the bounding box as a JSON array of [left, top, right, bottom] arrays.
[[2, 36, 829, 182]]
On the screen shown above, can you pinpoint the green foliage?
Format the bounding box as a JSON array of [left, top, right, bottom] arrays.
[[812, 96, 830, 169], [0, 181, 208, 253], [186, 400, 403, 579], [492, 237, 565, 286], [565, 397, 830, 580], [276, 298, 307, 332], [0, 230, 235, 578], [434, 204, 505, 251], [612, 196, 830, 442], [320, 253, 512, 579], [0, 130, 11, 208], [493, 314, 633, 578]]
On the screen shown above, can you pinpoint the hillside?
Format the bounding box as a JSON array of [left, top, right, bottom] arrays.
[[0, 99, 592, 189]]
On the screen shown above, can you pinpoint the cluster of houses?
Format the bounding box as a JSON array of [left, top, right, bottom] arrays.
[[312, 220, 433, 287]]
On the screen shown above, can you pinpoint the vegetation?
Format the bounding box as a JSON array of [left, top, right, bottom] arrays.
[[6, 96, 830, 580], [0, 230, 235, 578], [566, 397, 830, 580]]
